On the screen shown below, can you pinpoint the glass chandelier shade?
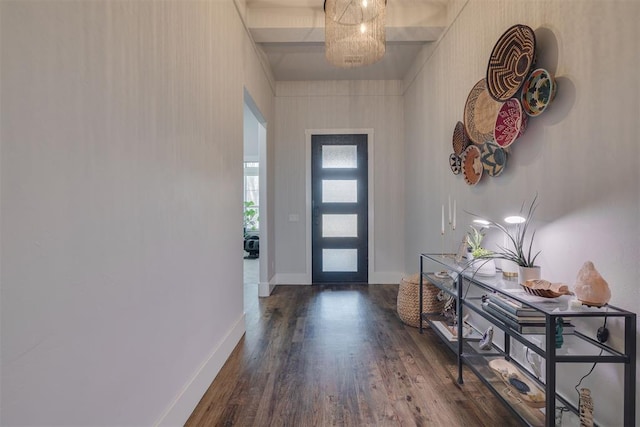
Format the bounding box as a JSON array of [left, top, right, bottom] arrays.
[[324, 0, 386, 68]]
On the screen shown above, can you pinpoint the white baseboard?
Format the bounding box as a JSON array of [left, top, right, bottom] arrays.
[[273, 273, 311, 285], [369, 271, 403, 284], [154, 314, 246, 427], [273, 272, 402, 285], [258, 280, 275, 297]]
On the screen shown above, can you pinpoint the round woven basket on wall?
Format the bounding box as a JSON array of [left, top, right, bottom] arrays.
[[397, 273, 446, 328]]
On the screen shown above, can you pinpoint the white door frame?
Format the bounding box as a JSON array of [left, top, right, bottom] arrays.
[[244, 89, 272, 296]]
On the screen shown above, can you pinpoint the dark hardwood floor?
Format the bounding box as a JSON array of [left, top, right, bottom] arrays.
[[186, 284, 521, 426]]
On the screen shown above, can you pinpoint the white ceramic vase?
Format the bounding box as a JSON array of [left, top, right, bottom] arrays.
[[472, 258, 497, 277], [518, 266, 541, 285]]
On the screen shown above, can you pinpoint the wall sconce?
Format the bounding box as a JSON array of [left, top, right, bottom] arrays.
[[504, 215, 526, 224]]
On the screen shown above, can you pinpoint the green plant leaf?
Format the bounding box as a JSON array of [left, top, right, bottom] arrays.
[[464, 194, 540, 267]]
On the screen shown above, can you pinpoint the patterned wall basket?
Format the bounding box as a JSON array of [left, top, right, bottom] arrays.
[[461, 144, 483, 185], [480, 142, 507, 177], [464, 79, 504, 145], [518, 111, 528, 137], [452, 121, 470, 155], [486, 24, 536, 101], [494, 98, 525, 148], [521, 68, 557, 116], [449, 153, 461, 175]]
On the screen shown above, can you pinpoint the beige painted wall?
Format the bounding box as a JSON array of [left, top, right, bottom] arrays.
[[404, 1, 639, 424], [274, 80, 405, 284], [0, 0, 274, 425]]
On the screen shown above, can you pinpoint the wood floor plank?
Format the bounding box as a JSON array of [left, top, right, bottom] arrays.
[[185, 284, 523, 426]]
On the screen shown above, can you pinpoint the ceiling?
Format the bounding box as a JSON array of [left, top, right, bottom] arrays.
[[245, 0, 449, 81]]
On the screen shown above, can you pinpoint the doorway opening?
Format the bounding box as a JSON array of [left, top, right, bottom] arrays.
[[243, 91, 268, 309]]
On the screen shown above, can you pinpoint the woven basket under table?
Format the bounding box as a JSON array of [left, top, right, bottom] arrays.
[[397, 273, 445, 328]]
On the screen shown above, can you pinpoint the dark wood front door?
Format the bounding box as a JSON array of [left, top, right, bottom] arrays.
[[311, 134, 368, 283]]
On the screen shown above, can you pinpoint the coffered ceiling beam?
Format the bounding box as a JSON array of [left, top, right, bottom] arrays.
[[247, 4, 446, 43]]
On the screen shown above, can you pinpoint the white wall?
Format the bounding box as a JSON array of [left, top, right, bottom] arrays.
[[274, 80, 405, 284], [404, 1, 639, 425], [242, 21, 277, 289], [0, 0, 274, 425], [243, 103, 260, 162]]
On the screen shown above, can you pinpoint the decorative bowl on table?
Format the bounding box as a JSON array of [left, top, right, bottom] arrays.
[[522, 279, 571, 298], [489, 358, 545, 408]]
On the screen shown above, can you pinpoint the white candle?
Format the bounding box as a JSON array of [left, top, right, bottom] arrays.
[[453, 199, 457, 230], [441, 205, 445, 235], [448, 196, 452, 224]]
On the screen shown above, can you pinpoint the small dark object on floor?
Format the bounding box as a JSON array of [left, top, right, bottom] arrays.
[[244, 232, 259, 258]]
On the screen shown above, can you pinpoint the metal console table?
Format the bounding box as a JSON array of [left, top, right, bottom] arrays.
[[419, 253, 636, 427]]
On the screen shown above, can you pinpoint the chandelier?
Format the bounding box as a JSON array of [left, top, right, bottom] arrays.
[[324, 0, 386, 68]]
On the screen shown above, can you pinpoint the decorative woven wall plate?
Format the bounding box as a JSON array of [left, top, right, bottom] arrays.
[[480, 142, 507, 177], [486, 24, 536, 101], [461, 145, 483, 185], [521, 68, 557, 116], [494, 98, 525, 148], [463, 79, 503, 145], [449, 153, 461, 175], [452, 121, 470, 155]]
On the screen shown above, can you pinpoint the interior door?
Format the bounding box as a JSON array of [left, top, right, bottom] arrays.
[[311, 134, 368, 283]]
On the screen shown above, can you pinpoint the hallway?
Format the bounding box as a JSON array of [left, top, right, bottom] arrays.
[[186, 284, 519, 426], [244, 257, 259, 312]]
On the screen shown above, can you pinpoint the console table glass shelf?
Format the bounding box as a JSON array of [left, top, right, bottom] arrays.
[[419, 253, 636, 427]]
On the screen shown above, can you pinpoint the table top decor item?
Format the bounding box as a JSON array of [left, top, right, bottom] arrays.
[[579, 388, 594, 427], [521, 68, 557, 116], [461, 145, 483, 185], [480, 142, 507, 177], [466, 195, 541, 268], [486, 24, 536, 101], [466, 225, 496, 276], [464, 79, 503, 145], [522, 279, 570, 298], [489, 358, 545, 408], [574, 261, 611, 307], [494, 98, 526, 148]]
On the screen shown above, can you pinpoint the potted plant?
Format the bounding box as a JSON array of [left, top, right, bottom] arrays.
[[243, 201, 260, 258], [466, 226, 496, 276], [471, 196, 541, 283], [243, 201, 259, 234]]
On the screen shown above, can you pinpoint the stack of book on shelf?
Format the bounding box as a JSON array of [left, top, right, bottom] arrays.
[[482, 293, 573, 335]]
